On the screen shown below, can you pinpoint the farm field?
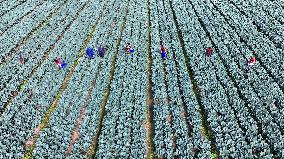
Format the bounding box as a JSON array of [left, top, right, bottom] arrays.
[[0, 0, 284, 158]]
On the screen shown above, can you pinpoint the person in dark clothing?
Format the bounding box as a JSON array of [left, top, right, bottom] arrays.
[[125, 43, 132, 53], [19, 54, 26, 64], [97, 46, 106, 58], [125, 43, 134, 58]]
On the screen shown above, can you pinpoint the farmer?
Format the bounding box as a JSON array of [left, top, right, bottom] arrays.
[[86, 47, 95, 59], [54, 57, 67, 69], [247, 57, 256, 66], [206, 47, 213, 57], [60, 60, 67, 69], [160, 41, 167, 60], [19, 54, 26, 64], [125, 43, 132, 53], [97, 46, 106, 58], [125, 43, 134, 56], [54, 57, 62, 68]]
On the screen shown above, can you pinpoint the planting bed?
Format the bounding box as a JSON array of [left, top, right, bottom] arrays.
[[0, 0, 284, 158]]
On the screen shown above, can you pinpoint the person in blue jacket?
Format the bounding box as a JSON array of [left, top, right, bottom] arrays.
[[86, 47, 95, 59], [130, 47, 134, 58], [60, 60, 67, 69]]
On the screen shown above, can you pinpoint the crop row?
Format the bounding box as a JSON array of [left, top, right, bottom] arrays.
[[33, 0, 130, 158], [172, 0, 284, 157], [0, 0, 64, 61], [0, 0, 26, 18], [1, 0, 284, 158], [96, 0, 147, 158]]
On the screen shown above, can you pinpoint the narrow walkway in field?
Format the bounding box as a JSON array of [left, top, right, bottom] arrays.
[[159, 1, 203, 156], [145, 0, 155, 158], [161, 0, 193, 139], [154, 1, 183, 158], [65, 66, 101, 156]]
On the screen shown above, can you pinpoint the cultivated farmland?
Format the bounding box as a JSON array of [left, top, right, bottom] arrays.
[[0, 0, 284, 158]]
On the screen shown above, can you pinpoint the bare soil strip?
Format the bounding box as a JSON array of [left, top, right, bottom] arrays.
[[145, 0, 155, 158], [65, 70, 100, 156]]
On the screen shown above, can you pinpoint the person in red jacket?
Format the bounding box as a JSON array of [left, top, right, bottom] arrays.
[[248, 57, 256, 66], [206, 47, 213, 57], [54, 57, 67, 69], [251, 57, 256, 63], [54, 57, 62, 68]]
